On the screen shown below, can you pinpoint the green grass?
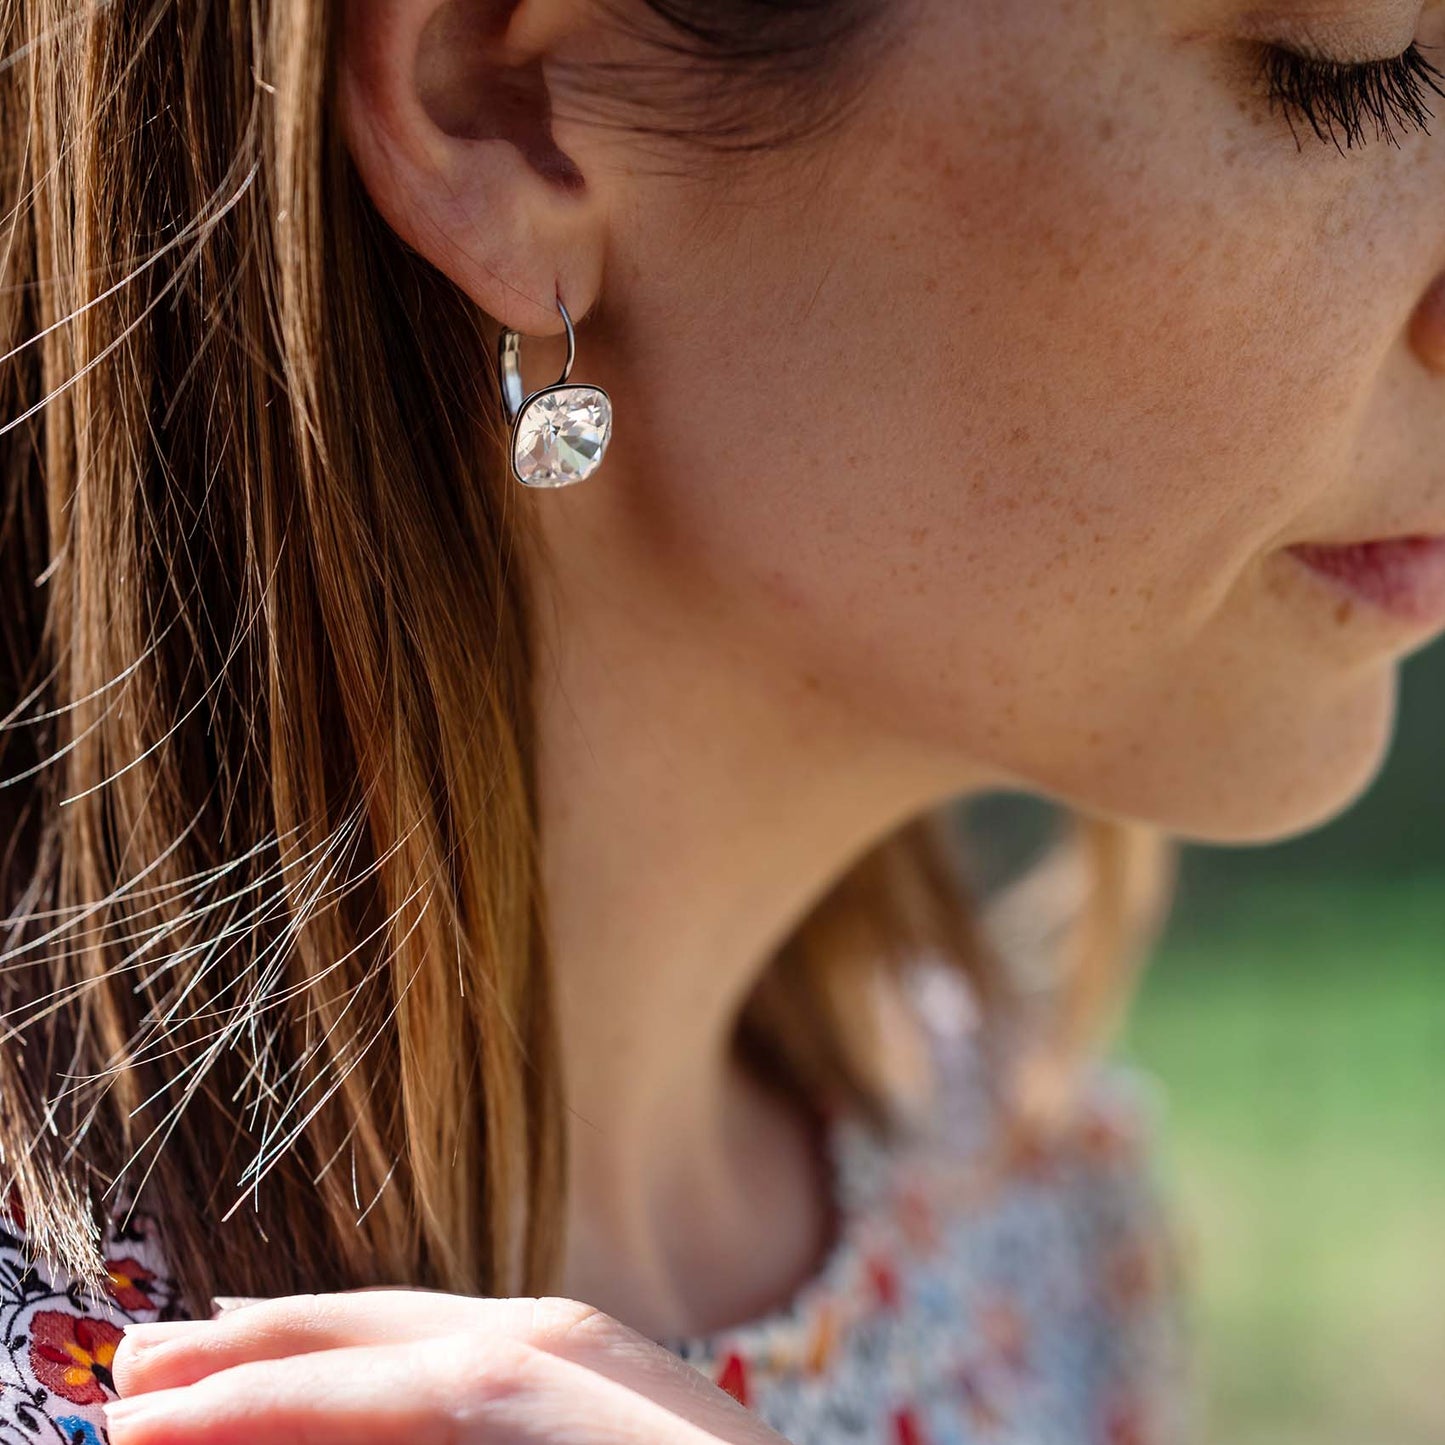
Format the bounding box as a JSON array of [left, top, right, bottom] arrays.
[[1124, 873, 1445, 1445]]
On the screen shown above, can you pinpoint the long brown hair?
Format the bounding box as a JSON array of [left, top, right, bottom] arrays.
[[0, 0, 1174, 1321]]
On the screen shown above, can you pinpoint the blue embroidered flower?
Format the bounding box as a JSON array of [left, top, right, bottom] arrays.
[[54, 1417, 106, 1445]]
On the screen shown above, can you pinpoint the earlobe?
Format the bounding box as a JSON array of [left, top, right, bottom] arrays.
[[335, 0, 606, 337]]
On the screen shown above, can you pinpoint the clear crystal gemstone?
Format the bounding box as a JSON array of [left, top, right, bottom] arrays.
[[512, 386, 613, 488]]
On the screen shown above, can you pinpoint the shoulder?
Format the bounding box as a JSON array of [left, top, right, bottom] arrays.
[[886, 958, 1195, 1434], [0, 1187, 188, 1444], [897, 957, 1185, 1260], [896, 955, 1173, 1188]]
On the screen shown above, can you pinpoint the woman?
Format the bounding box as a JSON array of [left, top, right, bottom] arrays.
[[2, 0, 1443, 1440]]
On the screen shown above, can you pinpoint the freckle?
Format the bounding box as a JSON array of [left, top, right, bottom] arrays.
[[1008, 426, 1032, 446], [1097, 116, 1117, 143], [1335, 598, 1355, 625], [924, 276, 939, 295], [767, 572, 805, 610], [910, 526, 930, 546]]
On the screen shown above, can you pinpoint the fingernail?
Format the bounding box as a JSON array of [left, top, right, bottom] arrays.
[[209, 1294, 262, 1316], [103, 1396, 156, 1427], [120, 1319, 213, 1345], [111, 1322, 210, 1399]]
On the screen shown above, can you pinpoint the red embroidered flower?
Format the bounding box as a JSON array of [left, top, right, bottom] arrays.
[[1105, 1238, 1161, 1310], [1076, 1100, 1143, 1168], [1105, 1395, 1153, 1445], [1004, 1129, 1062, 1185], [978, 1295, 1030, 1374], [893, 1405, 926, 1445], [715, 1351, 750, 1408], [895, 1180, 939, 1253], [29, 1311, 124, 1404], [104, 1256, 157, 1312], [866, 1254, 901, 1311]]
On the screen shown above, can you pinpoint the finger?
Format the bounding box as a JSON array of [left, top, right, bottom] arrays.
[[114, 1291, 762, 1443], [102, 1331, 729, 1445], [114, 1290, 559, 1396]]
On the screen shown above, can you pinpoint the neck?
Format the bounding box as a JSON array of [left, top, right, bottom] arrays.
[[526, 500, 984, 1337]]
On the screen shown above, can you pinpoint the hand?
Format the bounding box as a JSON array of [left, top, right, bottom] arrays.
[[105, 1290, 785, 1445]]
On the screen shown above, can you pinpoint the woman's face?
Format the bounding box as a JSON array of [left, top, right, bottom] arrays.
[[529, 0, 1445, 843], [335, 0, 1445, 846]]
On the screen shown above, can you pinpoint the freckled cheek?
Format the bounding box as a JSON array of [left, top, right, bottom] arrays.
[[894, 181, 1356, 580], [892, 85, 1370, 422], [726, 113, 1379, 638]]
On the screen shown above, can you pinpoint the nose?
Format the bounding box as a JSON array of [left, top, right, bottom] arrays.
[[1410, 270, 1445, 375]]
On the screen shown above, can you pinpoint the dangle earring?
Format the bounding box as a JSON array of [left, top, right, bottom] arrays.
[[497, 294, 614, 488]]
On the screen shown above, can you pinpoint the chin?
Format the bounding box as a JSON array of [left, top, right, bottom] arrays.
[[1162, 672, 1401, 848], [1018, 665, 1403, 848]]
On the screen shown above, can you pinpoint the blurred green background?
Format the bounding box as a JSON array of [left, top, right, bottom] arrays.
[[1123, 641, 1445, 1445], [962, 640, 1443, 1443]]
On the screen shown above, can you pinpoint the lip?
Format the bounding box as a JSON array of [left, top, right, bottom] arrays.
[[1286, 535, 1445, 626]]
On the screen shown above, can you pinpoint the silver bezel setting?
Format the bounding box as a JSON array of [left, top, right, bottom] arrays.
[[498, 297, 613, 489], [507, 383, 614, 489]]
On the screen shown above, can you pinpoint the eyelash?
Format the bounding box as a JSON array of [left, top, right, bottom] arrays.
[[1260, 41, 1445, 151]]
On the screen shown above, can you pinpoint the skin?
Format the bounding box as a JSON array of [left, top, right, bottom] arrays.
[[109, 0, 1445, 1437]]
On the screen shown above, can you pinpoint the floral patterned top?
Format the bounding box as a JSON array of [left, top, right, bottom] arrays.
[[0, 1188, 181, 1445], [0, 960, 1191, 1445], [658, 962, 1194, 1445]]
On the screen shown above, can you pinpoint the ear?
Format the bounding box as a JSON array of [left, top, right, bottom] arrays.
[[336, 0, 608, 337]]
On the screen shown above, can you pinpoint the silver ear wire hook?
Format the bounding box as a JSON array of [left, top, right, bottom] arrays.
[[497, 295, 612, 488], [499, 295, 576, 422]]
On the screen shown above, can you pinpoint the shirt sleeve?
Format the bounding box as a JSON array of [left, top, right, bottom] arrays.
[[0, 1188, 187, 1445]]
